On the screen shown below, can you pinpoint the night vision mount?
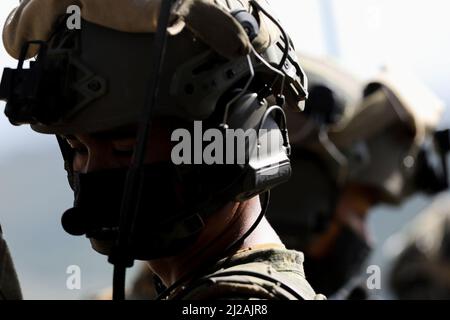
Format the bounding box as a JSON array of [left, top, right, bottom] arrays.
[[0, 32, 107, 127]]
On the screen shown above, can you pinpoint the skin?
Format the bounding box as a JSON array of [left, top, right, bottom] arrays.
[[64, 119, 283, 287]]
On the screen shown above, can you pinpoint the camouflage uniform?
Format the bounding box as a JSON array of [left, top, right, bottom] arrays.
[[0, 225, 22, 300], [164, 245, 325, 300], [95, 245, 325, 300]]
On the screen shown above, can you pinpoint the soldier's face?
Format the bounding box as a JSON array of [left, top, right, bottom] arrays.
[[63, 120, 175, 173], [307, 184, 376, 258], [334, 185, 377, 238]]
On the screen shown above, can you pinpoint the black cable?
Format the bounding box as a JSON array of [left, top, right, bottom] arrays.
[[157, 191, 271, 300], [249, 0, 290, 103], [258, 105, 290, 154], [220, 190, 271, 265], [249, 0, 290, 71], [111, 0, 176, 301], [112, 265, 126, 300], [251, 46, 286, 101]]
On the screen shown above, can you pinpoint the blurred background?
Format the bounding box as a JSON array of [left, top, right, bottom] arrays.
[[0, 0, 449, 299]]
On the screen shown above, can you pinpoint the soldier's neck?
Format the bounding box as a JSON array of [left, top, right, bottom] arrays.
[[147, 196, 283, 288]]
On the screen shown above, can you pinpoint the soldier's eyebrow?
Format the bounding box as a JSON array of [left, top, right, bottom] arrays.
[[60, 125, 138, 144], [90, 125, 138, 141]]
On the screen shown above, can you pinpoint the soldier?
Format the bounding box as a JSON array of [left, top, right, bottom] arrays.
[[0, 0, 324, 300], [0, 223, 22, 300], [268, 55, 448, 298], [388, 193, 450, 300]]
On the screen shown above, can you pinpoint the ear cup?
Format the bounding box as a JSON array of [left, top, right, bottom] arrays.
[[219, 92, 292, 201], [226, 92, 267, 131]]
